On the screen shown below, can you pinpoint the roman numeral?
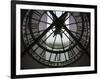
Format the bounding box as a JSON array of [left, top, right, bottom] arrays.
[[54, 53, 61, 61]]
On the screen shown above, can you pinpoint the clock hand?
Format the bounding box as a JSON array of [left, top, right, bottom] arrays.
[[22, 11, 68, 57], [50, 12, 89, 56], [49, 11, 57, 21], [22, 22, 55, 57]]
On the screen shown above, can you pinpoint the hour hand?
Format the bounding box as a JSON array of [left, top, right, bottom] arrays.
[[49, 11, 58, 21]]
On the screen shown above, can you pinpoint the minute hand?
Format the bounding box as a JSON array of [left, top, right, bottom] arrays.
[[49, 11, 89, 56], [22, 11, 68, 57]]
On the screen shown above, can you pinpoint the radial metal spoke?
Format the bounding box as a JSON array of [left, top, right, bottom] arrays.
[[52, 35, 57, 50], [61, 31, 73, 48], [63, 30, 81, 53], [26, 29, 46, 34], [63, 31, 74, 44], [38, 29, 55, 47], [65, 21, 82, 26], [35, 30, 45, 34], [69, 30, 81, 35], [60, 35, 65, 50], [32, 18, 51, 25], [65, 13, 71, 21], [43, 31, 54, 42], [46, 12, 53, 21]]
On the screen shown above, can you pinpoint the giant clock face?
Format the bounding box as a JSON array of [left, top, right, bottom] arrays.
[[22, 10, 90, 67]]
